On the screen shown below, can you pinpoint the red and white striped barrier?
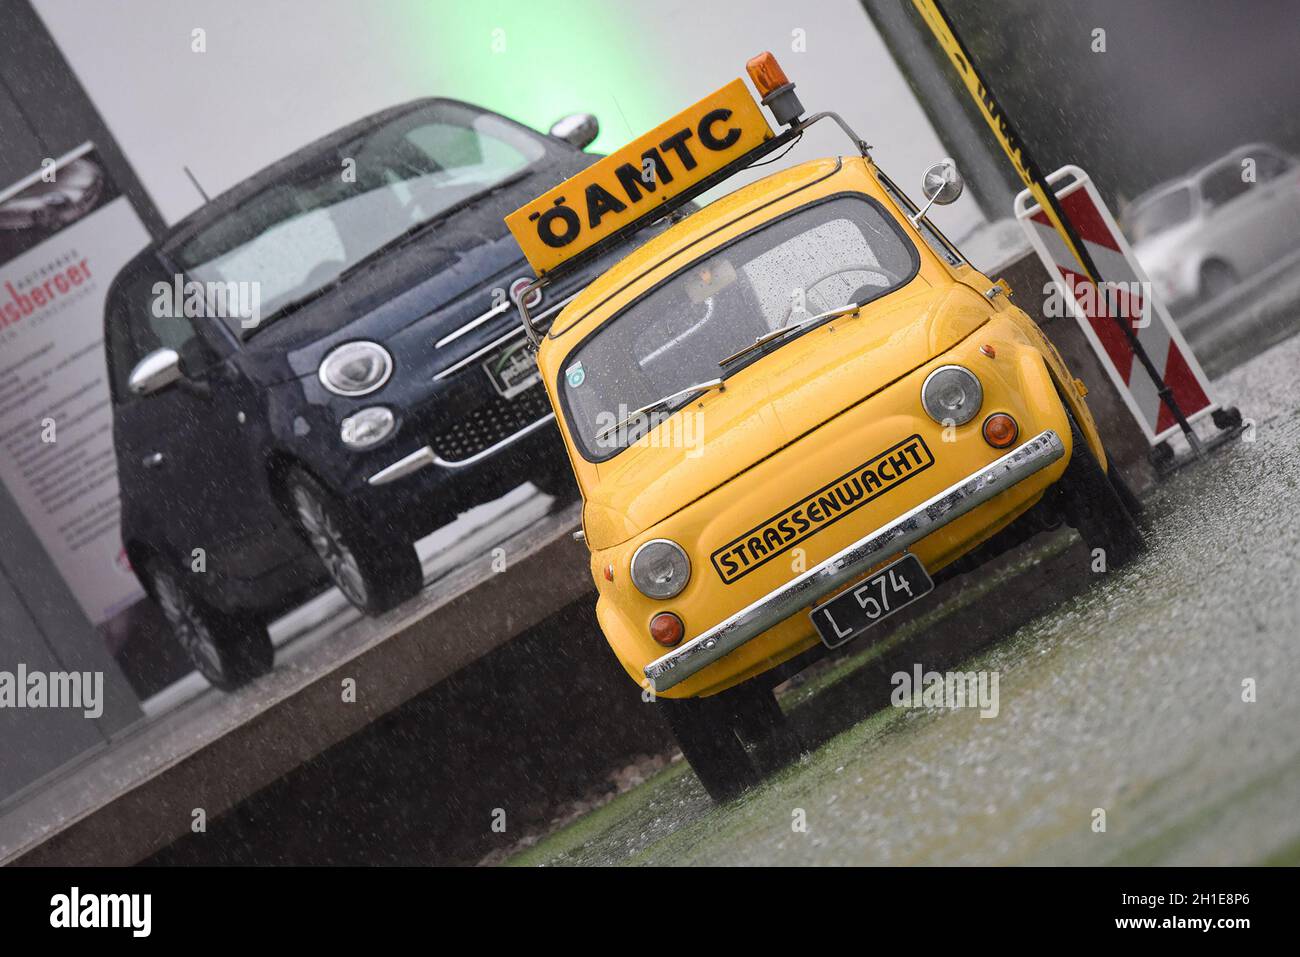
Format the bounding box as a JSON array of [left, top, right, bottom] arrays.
[[1014, 165, 1218, 445]]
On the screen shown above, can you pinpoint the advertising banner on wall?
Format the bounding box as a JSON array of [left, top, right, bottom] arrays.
[[0, 143, 149, 625]]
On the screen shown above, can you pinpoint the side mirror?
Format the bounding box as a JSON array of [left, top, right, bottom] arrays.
[[912, 159, 964, 224], [128, 347, 182, 396], [549, 113, 599, 150]]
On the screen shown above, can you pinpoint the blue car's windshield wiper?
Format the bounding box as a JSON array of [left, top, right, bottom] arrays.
[[246, 169, 533, 337]]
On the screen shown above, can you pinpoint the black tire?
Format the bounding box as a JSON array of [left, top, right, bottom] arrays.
[[284, 467, 423, 614], [734, 685, 807, 778], [1199, 260, 1238, 301], [660, 682, 802, 802], [1057, 411, 1146, 570], [1107, 460, 1145, 518], [145, 560, 273, 692]]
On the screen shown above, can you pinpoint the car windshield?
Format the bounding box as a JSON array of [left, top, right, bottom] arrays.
[[1128, 185, 1194, 242], [559, 195, 917, 460], [171, 101, 546, 336]]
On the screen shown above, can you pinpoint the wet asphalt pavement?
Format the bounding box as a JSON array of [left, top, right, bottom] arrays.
[[508, 332, 1300, 866]]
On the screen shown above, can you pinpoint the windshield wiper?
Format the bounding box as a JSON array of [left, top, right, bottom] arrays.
[[247, 275, 348, 334], [360, 168, 533, 262], [245, 169, 534, 338], [718, 301, 863, 368], [377, 168, 533, 257], [594, 377, 726, 442]]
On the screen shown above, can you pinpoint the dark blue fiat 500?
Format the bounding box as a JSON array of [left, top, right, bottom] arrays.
[[104, 98, 635, 689]]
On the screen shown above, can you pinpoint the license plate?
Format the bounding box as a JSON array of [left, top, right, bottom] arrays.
[[809, 553, 934, 649], [483, 337, 540, 398]]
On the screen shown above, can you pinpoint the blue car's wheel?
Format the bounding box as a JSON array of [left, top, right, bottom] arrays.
[[285, 467, 423, 615], [147, 559, 272, 691]]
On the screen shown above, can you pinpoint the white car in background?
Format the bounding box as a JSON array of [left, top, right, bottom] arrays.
[[1127, 143, 1300, 308]]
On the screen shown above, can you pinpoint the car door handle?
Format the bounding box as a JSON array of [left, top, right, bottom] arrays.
[[142, 452, 164, 469]]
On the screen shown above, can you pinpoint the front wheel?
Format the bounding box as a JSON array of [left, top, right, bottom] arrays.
[[1057, 412, 1146, 569], [146, 560, 273, 692], [285, 467, 423, 615], [659, 681, 803, 802]]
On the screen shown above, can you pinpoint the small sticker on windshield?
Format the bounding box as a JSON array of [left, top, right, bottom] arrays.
[[566, 361, 586, 388]]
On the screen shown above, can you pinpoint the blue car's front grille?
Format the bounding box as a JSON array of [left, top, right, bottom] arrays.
[[429, 385, 553, 464]]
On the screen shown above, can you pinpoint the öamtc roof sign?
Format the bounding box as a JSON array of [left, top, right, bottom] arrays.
[[506, 78, 773, 276]]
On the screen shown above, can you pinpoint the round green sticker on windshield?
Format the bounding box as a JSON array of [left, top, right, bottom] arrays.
[[566, 362, 586, 388]]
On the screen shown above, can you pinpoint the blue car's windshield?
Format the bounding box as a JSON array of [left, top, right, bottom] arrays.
[[172, 102, 546, 336]]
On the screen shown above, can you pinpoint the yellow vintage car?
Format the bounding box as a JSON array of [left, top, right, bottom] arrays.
[[507, 54, 1143, 800]]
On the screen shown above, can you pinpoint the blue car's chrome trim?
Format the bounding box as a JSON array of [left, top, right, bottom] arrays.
[[433, 327, 527, 381], [430, 414, 555, 469], [366, 446, 435, 486], [435, 291, 578, 352], [644, 429, 1067, 692], [366, 413, 557, 485]]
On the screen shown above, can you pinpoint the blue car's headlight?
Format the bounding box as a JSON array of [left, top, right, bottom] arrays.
[[319, 341, 393, 396]]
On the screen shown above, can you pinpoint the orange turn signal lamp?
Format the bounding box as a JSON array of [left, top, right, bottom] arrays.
[[650, 612, 685, 647], [982, 413, 1019, 449]]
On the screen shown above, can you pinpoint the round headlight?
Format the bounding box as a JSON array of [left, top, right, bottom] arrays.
[[921, 365, 983, 426], [319, 341, 393, 396], [340, 407, 395, 450], [630, 539, 691, 599]]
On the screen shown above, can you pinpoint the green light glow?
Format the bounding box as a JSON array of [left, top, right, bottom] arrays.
[[394, 0, 688, 153]]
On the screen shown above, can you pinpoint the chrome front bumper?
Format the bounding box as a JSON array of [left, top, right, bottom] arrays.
[[644, 429, 1066, 692]]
